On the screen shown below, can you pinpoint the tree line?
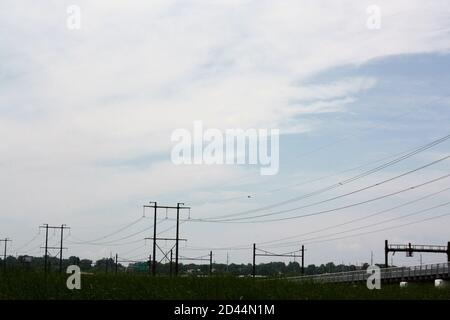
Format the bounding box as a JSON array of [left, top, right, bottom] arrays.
[[0, 255, 378, 276]]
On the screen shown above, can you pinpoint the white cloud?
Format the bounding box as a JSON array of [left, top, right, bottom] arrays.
[[1, 0, 450, 261]]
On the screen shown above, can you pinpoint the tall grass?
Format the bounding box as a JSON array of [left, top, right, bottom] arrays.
[[0, 271, 449, 300]]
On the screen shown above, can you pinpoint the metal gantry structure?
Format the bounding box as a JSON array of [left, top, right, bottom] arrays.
[[384, 240, 450, 267], [252, 243, 305, 278]]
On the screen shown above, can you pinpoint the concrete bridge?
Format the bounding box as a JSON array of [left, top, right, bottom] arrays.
[[288, 262, 450, 283]]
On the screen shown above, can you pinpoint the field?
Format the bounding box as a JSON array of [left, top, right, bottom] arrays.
[[0, 272, 449, 300]]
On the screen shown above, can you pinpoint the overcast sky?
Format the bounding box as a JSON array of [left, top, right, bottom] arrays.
[[1, 0, 450, 267]]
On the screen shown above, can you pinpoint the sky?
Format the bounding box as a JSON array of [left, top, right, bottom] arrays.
[[1, 0, 450, 268]]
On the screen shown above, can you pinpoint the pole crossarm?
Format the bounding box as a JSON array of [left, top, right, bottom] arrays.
[[145, 237, 187, 242], [143, 205, 191, 210], [39, 225, 71, 230]]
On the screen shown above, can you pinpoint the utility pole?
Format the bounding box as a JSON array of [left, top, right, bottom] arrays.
[[175, 203, 180, 276], [175, 202, 182, 276], [252, 244, 256, 278], [385, 240, 389, 268], [147, 255, 151, 274], [209, 251, 213, 276], [169, 249, 173, 276], [0, 238, 11, 271], [301, 245, 305, 275], [148, 201, 157, 276], [43, 224, 49, 273], [40, 224, 69, 273], [143, 202, 190, 276], [115, 253, 118, 274], [371, 250, 374, 266], [59, 224, 67, 273], [447, 241, 450, 263]]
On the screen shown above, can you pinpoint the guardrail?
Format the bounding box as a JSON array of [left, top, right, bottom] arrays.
[[287, 262, 450, 283]]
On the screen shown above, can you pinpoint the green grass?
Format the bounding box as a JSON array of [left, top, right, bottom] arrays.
[[0, 271, 449, 300]]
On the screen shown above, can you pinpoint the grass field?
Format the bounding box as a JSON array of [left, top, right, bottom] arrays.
[[0, 272, 449, 300]]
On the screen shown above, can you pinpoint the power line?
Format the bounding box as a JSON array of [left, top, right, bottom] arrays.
[[119, 244, 148, 260], [195, 133, 450, 221], [255, 185, 450, 247], [185, 207, 450, 253], [72, 217, 145, 244], [180, 179, 450, 252], [68, 216, 146, 244], [191, 157, 450, 223], [197, 139, 437, 205], [253, 244, 305, 277], [68, 220, 165, 246], [301, 211, 450, 246], [262, 200, 450, 248], [13, 232, 40, 253], [191, 96, 450, 206]]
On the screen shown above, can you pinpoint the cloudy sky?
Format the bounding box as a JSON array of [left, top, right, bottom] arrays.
[[1, 0, 450, 267]]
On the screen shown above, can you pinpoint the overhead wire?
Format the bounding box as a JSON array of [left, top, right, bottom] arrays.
[[186, 156, 450, 223], [262, 200, 450, 248], [179, 178, 450, 251], [255, 185, 450, 246], [194, 133, 450, 221]]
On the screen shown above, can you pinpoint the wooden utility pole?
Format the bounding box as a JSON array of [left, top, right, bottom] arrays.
[[39, 224, 69, 273], [169, 249, 173, 276], [143, 202, 190, 276], [0, 238, 11, 271], [252, 243, 256, 278], [209, 251, 213, 276], [301, 245, 305, 275]]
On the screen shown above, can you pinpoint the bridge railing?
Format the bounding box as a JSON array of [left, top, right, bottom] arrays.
[[287, 262, 449, 283]]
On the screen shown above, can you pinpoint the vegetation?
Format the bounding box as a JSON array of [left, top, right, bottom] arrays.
[[0, 271, 449, 300], [2, 255, 373, 276]]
